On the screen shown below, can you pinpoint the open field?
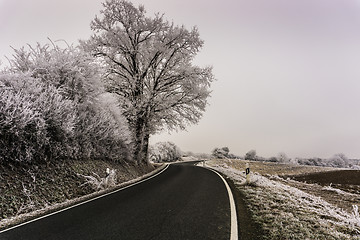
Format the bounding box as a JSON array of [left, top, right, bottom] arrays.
[[207, 159, 360, 213], [209, 159, 341, 176], [207, 159, 360, 240], [288, 170, 360, 194]]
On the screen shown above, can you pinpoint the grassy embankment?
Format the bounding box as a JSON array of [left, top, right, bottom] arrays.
[[0, 159, 159, 230], [208, 159, 360, 240]]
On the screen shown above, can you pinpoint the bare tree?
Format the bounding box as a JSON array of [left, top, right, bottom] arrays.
[[84, 0, 214, 164]]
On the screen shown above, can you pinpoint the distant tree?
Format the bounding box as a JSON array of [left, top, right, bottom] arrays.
[[245, 150, 257, 160], [149, 142, 182, 163], [327, 153, 351, 168], [296, 157, 324, 166], [212, 147, 230, 159], [183, 151, 194, 157], [84, 0, 214, 165], [277, 152, 290, 163]]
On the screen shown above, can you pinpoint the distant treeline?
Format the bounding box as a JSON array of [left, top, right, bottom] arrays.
[[244, 150, 360, 169], [209, 148, 360, 169]]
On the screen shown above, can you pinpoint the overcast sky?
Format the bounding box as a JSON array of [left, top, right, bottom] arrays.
[[1, 0, 360, 158]]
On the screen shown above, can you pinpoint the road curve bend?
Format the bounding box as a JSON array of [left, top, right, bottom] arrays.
[[1, 163, 235, 240]]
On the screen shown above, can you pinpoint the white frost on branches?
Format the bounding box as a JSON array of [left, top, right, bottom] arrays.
[[1, 42, 131, 163], [149, 141, 182, 163]]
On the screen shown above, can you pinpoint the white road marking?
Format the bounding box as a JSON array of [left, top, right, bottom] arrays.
[[206, 168, 238, 240]]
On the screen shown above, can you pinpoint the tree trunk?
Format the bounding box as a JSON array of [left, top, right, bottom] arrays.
[[133, 117, 150, 165]]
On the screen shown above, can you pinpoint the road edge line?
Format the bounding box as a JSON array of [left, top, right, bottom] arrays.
[[206, 168, 238, 240], [0, 164, 169, 234]]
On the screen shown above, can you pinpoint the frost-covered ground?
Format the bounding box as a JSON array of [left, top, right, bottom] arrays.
[[207, 160, 360, 240]]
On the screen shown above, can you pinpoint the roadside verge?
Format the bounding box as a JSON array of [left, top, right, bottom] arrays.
[[0, 163, 168, 232]]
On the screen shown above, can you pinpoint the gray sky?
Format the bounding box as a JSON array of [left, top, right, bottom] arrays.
[[1, 0, 360, 159]]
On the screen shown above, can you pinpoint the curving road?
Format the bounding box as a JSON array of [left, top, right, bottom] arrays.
[[0, 162, 232, 240]]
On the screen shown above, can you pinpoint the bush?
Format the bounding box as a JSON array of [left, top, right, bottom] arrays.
[[0, 73, 76, 163], [326, 153, 351, 168], [245, 150, 257, 160], [149, 142, 182, 163], [212, 147, 230, 159], [1, 42, 132, 164], [295, 154, 355, 169]]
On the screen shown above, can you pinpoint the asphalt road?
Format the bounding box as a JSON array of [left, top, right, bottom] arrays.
[[0, 163, 231, 240]]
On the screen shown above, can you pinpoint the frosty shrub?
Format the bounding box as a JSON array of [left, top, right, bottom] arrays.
[[149, 142, 182, 163], [295, 154, 356, 169], [295, 157, 325, 166], [212, 147, 230, 159], [326, 153, 351, 168], [245, 150, 257, 160], [2, 42, 132, 163], [0, 73, 76, 163], [77, 93, 132, 162]]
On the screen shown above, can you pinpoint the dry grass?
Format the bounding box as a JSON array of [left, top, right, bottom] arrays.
[[208, 159, 359, 214], [207, 159, 360, 240], [208, 159, 339, 176]]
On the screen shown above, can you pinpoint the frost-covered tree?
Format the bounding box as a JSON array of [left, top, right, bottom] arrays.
[[327, 153, 351, 168], [149, 141, 182, 163], [212, 147, 230, 159], [245, 150, 257, 160], [277, 152, 291, 163], [84, 0, 213, 164]]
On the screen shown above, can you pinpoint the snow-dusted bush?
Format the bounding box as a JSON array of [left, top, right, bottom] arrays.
[[0, 73, 76, 163], [295, 154, 355, 169], [212, 147, 240, 159], [296, 157, 325, 166], [267, 152, 295, 164], [77, 93, 132, 161], [245, 149, 257, 160], [326, 153, 351, 168], [149, 142, 182, 163], [2, 42, 132, 163], [212, 147, 230, 159]]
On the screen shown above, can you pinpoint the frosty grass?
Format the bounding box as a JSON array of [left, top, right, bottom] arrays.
[[208, 161, 360, 240]]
